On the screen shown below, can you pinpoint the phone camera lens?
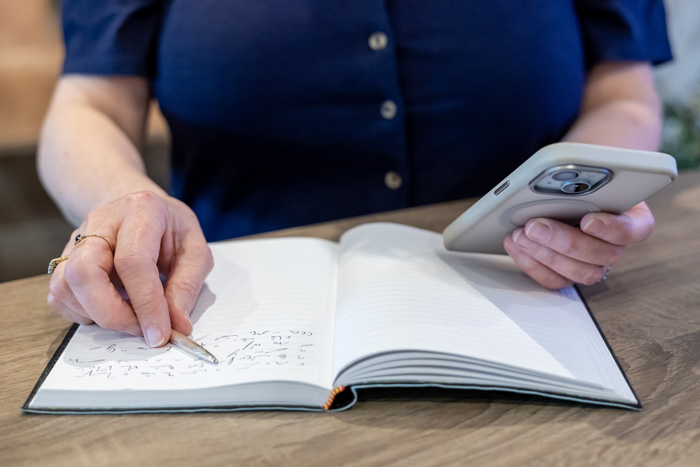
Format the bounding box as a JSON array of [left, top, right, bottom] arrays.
[[561, 180, 591, 194], [552, 170, 579, 181]]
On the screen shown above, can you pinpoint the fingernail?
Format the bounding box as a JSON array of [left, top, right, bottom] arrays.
[[526, 221, 550, 242], [145, 326, 166, 347], [513, 228, 525, 244], [182, 312, 192, 330], [582, 218, 604, 235], [182, 313, 193, 334]]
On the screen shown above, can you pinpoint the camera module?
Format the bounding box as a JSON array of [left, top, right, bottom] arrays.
[[561, 180, 591, 194], [552, 170, 579, 181]]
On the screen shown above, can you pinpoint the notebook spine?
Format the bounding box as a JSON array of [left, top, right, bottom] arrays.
[[323, 386, 346, 410]]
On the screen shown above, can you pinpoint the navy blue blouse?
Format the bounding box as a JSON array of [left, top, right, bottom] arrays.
[[61, 0, 672, 241]]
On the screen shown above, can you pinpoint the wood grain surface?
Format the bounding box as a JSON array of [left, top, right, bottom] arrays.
[[1, 172, 699, 467]]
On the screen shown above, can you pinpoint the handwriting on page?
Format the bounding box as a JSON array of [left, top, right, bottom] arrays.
[[63, 328, 317, 380]]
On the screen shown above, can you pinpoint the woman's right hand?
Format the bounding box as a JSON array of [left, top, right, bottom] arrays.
[[47, 191, 214, 347]]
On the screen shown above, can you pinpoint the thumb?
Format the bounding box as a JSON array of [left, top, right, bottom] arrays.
[[581, 202, 655, 245]]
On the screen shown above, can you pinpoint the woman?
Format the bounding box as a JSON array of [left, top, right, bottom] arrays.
[[39, 0, 672, 347]]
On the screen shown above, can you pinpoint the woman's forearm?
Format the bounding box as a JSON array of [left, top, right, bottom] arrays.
[[37, 76, 167, 226], [563, 62, 663, 151]]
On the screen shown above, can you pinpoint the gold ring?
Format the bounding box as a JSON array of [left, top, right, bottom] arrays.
[[48, 256, 69, 275], [74, 233, 115, 252]]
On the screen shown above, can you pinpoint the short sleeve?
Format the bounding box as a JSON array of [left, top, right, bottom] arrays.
[[575, 0, 673, 68], [61, 0, 164, 77]]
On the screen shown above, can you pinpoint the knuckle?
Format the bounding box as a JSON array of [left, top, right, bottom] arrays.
[[172, 280, 200, 302], [168, 281, 200, 314], [538, 247, 559, 269], [559, 235, 582, 257], [614, 215, 650, 244], [113, 252, 149, 276], [63, 261, 90, 287], [126, 190, 153, 203], [47, 292, 62, 310], [620, 218, 637, 239], [639, 223, 654, 242], [125, 190, 163, 210], [48, 277, 67, 300], [129, 291, 165, 317]]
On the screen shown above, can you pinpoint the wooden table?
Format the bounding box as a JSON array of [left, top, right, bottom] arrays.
[[2, 172, 699, 466]]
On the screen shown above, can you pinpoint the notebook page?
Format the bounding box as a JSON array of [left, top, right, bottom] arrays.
[[40, 237, 339, 395], [332, 223, 612, 388]]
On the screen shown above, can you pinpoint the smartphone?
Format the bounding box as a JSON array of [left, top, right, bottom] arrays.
[[443, 142, 678, 254]]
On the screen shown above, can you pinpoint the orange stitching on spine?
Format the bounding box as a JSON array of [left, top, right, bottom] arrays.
[[323, 386, 346, 410]]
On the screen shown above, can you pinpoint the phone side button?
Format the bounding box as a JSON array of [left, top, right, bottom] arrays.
[[494, 181, 510, 196]]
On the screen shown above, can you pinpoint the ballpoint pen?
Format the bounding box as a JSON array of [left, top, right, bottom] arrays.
[[169, 329, 219, 364]]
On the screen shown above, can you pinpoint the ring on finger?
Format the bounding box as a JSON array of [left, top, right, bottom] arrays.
[[48, 256, 69, 275], [74, 233, 115, 252]]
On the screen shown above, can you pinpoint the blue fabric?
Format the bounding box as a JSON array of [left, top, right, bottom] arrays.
[[61, 0, 672, 241]]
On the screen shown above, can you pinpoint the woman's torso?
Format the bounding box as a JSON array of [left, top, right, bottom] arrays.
[[153, 0, 585, 240]]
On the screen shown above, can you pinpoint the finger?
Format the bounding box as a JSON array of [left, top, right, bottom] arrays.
[[46, 225, 93, 325], [512, 228, 609, 285], [164, 234, 214, 335], [50, 264, 140, 332], [48, 265, 94, 323], [522, 219, 625, 267], [49, 227, 138, 332], [114, 197, 171, 347], [66, 235, 143, 337], [47, 292, 94, 325], [580, 202, 655, 246], [504, 235, 573, 289]]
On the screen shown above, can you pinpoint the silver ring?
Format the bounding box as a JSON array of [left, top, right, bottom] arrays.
[[601, 266, 611, 281]]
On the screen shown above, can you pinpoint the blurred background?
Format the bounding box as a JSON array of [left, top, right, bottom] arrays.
[[0, 0, 698, 283]]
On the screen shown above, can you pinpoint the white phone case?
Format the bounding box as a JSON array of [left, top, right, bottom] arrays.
[[443, 143, 678, 254]]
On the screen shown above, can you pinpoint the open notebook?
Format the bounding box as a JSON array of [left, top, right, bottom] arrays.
[[24, 223, 639, 413]]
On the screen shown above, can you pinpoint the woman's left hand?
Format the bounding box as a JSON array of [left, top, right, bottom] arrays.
[[503, 202, 655, 289]]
